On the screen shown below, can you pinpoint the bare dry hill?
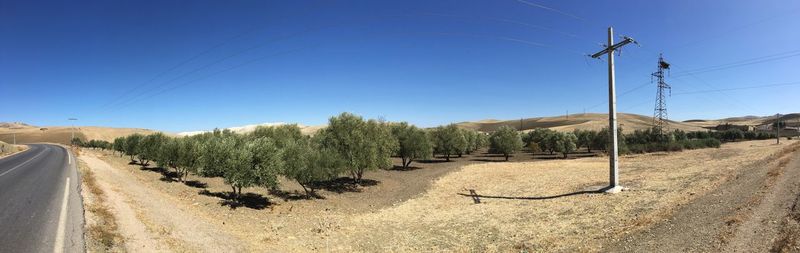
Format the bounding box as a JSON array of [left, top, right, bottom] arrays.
[[0, 123, 159, 144], [683, 113, 800, 129], [455, 113, 707, 133], [177, 122, 325, 136]]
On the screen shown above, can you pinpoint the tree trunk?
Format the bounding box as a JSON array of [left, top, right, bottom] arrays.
[[299, 183, 311, 197], [401, 157, 408, 169], [563, 152, 568, 159], [356, 169, 364, 183], [445, 153, 450, 161], [405, 159, 412, 169], [230, 186, 238, 199], [505, 154, 509, 161]]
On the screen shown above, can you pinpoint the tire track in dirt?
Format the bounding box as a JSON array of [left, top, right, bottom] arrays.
[[723, 148, 800, 252], [603, 143, 800, 252], [80, 154, 246, 252]]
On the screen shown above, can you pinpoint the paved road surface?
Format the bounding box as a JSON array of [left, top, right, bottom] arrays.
[[0, 144, 84, 253]]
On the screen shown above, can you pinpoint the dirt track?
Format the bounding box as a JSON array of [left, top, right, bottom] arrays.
[[80, 154, 246, 252], [604, 143, 800, 252]]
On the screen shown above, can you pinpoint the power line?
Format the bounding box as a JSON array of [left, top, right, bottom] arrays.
[[672, 81, 800, 95], [671, 49, 800, 77], [666, 6, 800, 51], [100, 0, 328, 111], [417, 12, 591, 43], [515, 0, 586, 22], [108, 47, 313, 113]]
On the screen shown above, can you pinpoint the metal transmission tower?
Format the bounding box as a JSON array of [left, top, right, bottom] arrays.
[[652, 54, 671, 134], [590, 27, 638, 193]]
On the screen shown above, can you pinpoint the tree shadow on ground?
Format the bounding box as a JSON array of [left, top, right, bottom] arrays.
[[183, 180, 207, 189], [309, 177, 380, 193], [417, 159, 451, 164], [199, 190, 271, 210], [474, 154, 506, 158], [469, 158, 508, 163], [139, 165, 165, 173], [268, 189, 324, 201], [459, 186, 614, 204], [391, 165, 422, 171]]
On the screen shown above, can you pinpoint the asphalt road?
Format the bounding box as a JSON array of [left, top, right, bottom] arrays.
[[0, 144, 84, 253]]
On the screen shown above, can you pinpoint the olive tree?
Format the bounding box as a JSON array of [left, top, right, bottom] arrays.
[[250, 124, 303, 148], [573, 129, 595, 152], [557, 132, 578, 158], [200, 133, 282, 199], [431, 124, 465, 161], [319, 113, 396, 183], [137, 133, 168, 166], [489, 126, 523, 161], [390, 122, 432, 169], [281, 137, 342, 197], [123, 134, 143, 162], [244, 137, 283, 191], [174, 137, 201, 182], [157, 137, 180, 177], [112, 137, 125, 156]]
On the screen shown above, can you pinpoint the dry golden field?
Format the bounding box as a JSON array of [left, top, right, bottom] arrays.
[[77, 139, 799, 252]]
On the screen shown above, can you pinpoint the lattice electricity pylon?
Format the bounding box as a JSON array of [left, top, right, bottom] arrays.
[[652, 53, 671, 135]]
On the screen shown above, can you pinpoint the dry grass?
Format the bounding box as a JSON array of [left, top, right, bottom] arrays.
[[84, 140, 799, 252], [0, 141, 28, 158], [0, 126, 158, 144], [79, 160, 125, 252], [317, 139, 798, 252], [456, 113, 708, 133]]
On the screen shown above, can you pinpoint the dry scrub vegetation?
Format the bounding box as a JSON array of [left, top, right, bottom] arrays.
[[79, 159, 125, 252], [84, 139, 797, 252], [0, 141, 27, 158]]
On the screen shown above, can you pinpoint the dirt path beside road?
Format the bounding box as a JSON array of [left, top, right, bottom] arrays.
[[80, 153, 247, 252]]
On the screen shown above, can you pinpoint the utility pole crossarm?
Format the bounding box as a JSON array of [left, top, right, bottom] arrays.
[[590, 37, 637, 58]]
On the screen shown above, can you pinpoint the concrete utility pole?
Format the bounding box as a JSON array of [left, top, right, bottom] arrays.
[[68, 118, 78, 145], [590, 27, 637, 193]]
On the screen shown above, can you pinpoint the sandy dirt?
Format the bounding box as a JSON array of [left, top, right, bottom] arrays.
[[80, 153, 246, 252], [603, 141, 800, 252], [80, 139, 799, 252]]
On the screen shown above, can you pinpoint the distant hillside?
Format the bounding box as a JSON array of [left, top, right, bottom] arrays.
[[0, 124, 160, 144], [683, 113, 800, 129], [177, 122, 325, 136], [0, 122, 36, 129], [456, 113, 709, 133]]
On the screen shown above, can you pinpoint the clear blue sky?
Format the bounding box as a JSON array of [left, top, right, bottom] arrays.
[[2, 0, 799, 132]]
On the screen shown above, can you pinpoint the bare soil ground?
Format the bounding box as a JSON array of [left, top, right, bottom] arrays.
[[79, 139, 799, 252], [603, 141, 800, 252]]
